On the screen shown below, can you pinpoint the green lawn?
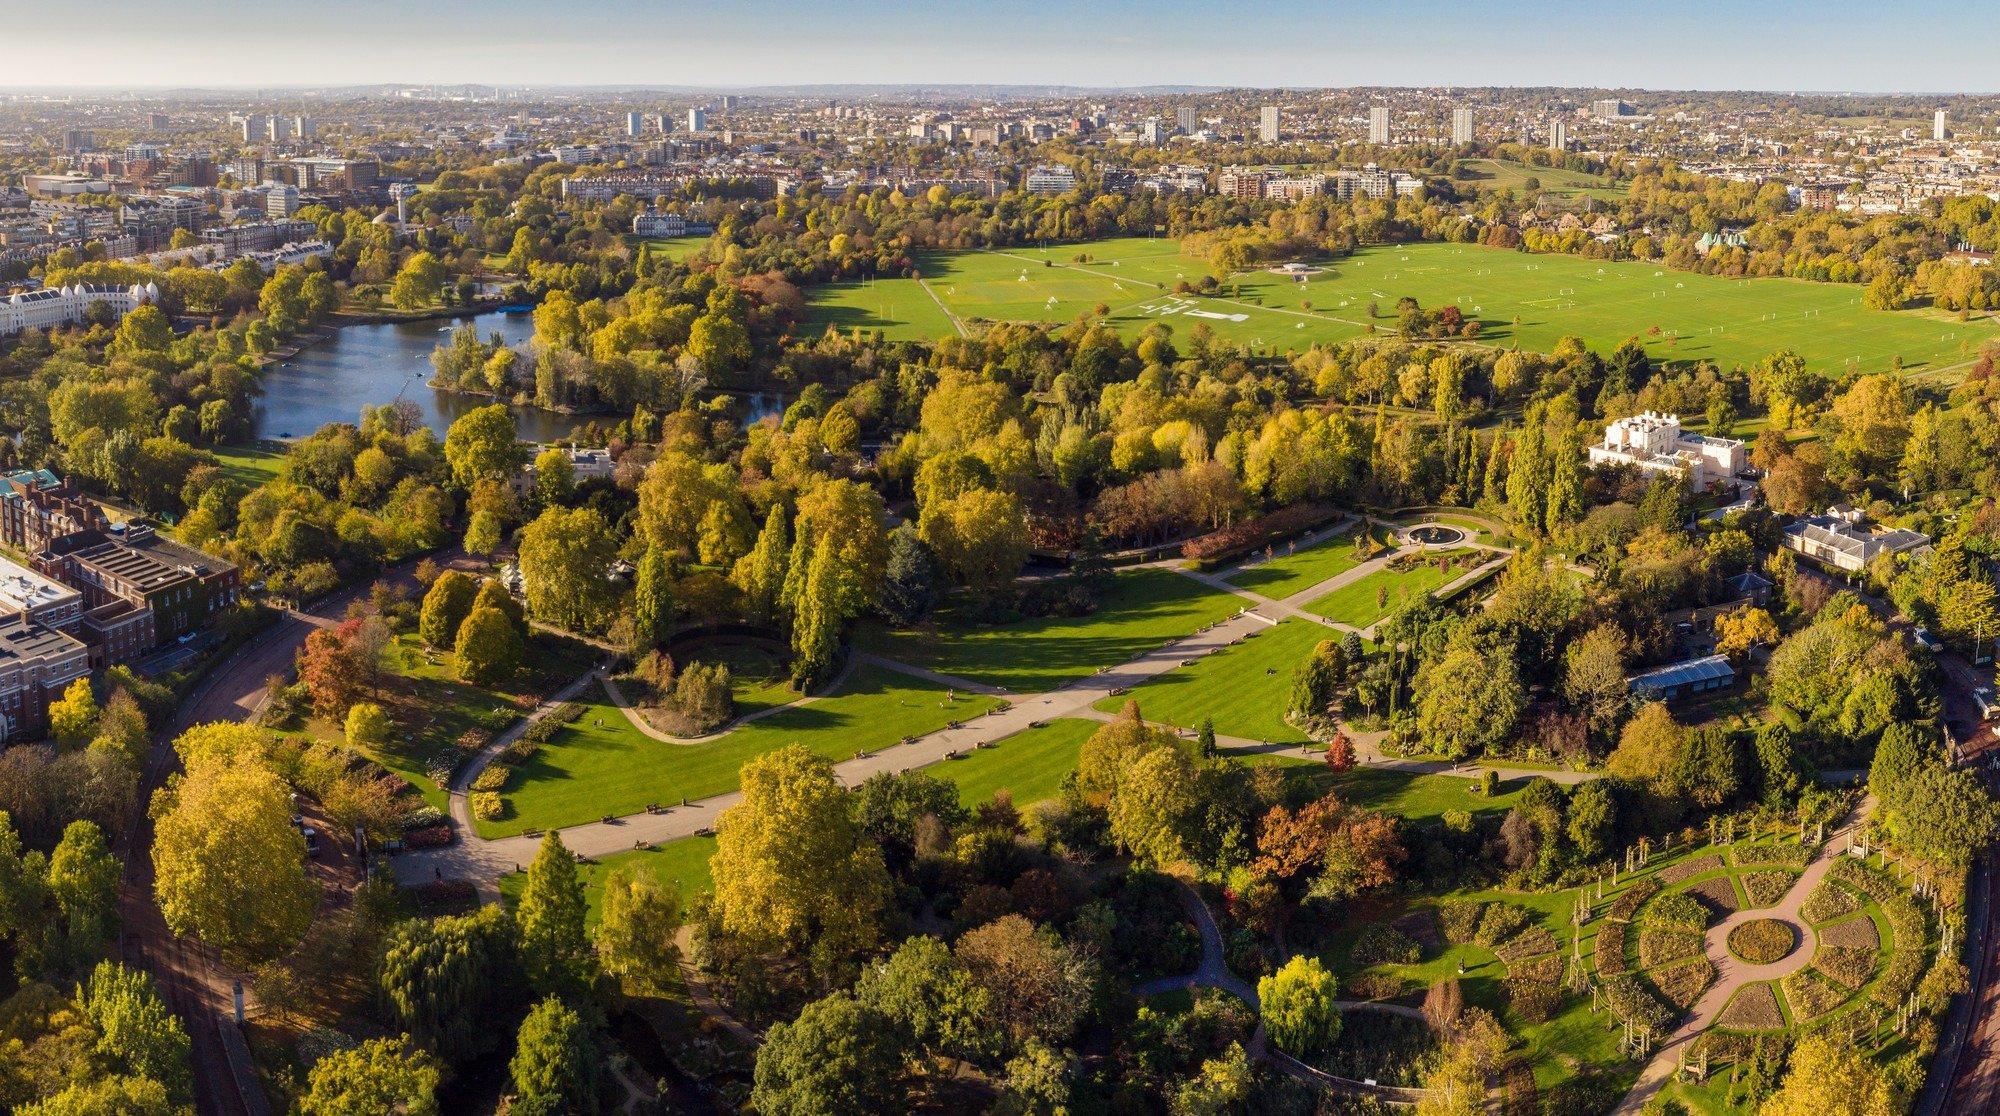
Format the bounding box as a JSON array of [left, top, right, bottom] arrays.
[[1303, 550, 1484, 628], [499, 836, 718, 927], [485, 665, 1000, 837], [858, 568, 1240, 693], [1451, 158, 1629, 201], [676, 638, 797, 720], [1092, 618, 1330, 745], [631, 235, 713, 263], [802, 275, 963, 341], [213, 443, 287, 489], [935, 718, 1098, 809], [1221, 525, 1393, 600]]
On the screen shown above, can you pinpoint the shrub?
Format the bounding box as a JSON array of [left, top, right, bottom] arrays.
[[1726, 919, 1795, 964], [1645, 893, 1710, 933], [470, 792, 502, 821], [1437, 900, 1486, 945], [1492, 925, 1561, 962], [404, 824, 453, 848], [1505, 978, 1562, 1023], [1715, 982, 1784, 1031], [1871, 951, 1925, 1009], [470, 765, 509, 793], [1781, 967, 1841, 1021], [1732, 841, 1809, 867], [1600, 973, 1674, 1038], [1639, 929, 1703, 968], [1656, 854, 1724, 885], [1508, 954, 1562, 983], [400, 806, 447, 831], [1181, 503, 1339, 565], [1801, 881, 1862, 925], [1741, 870, 1798, 909], [1474, 903, 1528, 947], [1648, 959, 1715, 1011], [1351, 924, 1422, 966], [1605, 878, 1659, 923], [409, 880, 476, 909], [498, 735, 541, 766], [1814, 945, 1877, 991], [1343, 972, 1404, 1001], [1594, 922, 1627, 976], [1684, 876, 1741, 916]]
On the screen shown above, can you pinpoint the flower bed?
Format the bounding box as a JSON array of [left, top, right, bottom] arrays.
[[1732, 841, 1809, 868], [1645, 893, 1711, 933], [1601, 973, 1676, 1038], [1817, 916, 1880, 951], [1639, 929, 1704, 968], [1684, 876, 1741, 916], [1828, 857, 1927, 948], [1606, 878, 1659, 923], [1741, 870, 1799, 909], [1870, 951, 1925, 1009], [1593, 922, 1627, 976], [1493, 925, 1561, 962], [1351, 923, 1422, 966], [1715, 983, 1785, 1031], [404, 824, 454, 848], [1781, 966, 1842, 1021], [1726, 919, 1796, 964], [1508, 954, 1563, 984], [1437, 899, 1485, 945], [1657, 855, 1725, 885], [1648, 959, 1716, 1012], [1182, 502, 1340, 565], [1814, 945, 1877, 991], [1474, 903, 1530, 947], [1801, 881, 1861, 925]]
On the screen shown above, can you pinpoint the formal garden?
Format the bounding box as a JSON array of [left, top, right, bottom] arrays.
[[1303, 547, 1494, 629]]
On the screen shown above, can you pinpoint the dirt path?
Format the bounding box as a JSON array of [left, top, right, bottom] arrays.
[[1612, 799, 1873, 1114]]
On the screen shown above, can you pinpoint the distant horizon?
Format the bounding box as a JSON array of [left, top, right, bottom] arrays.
[[3, 83, 1999, 99], [10, 0, 2000, 94]]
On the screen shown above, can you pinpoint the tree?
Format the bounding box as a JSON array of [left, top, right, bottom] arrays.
[[297, 626, 366, 718], [48, 678, 97, 744], [710, 745, 889, 963], [345, 702, 390, 751], [1565, 779, 1616, 862], [463, 509, 503, 555], [531, 447, 576, 507], [1560, 623, 1628, 738], [789, 539, 843, 691], [1892, 765, 1998, 871], [855, 935, 997, 1066], [79, 961, 193, 1106], [380, 905, 521, 1066], [151, 759, 315, 961], [630, 548, 673, 654], [752, 994, 905, 1116], [453, 606, 523, 685], [419, 570, 478, 648], [389, 251, 448, 310], [1415, 643, 1525, 759], [1171, 1043, 1252, 1116], [954, 914, 1096, 1046], [1288, 640, 1345, 721], [878, 523, 936, 627], [731, 505, 789, 624], [1258, 955, 1342, 1056], [595, 865, 680, 994], [1715, 607, 1781, 661], [517, 830, 593, 999], [1756, 1035, 1894, 1116], [1107, 743, 1203, 866], [302, 1037, 440, 1116], [442, 404, 525, 490], [995, 1040, 1074, 1116], [44, 821, 120, 972], [516, 506, 618, 631], [510, 996, 599, 1116], [918, 486, 1029, 591]]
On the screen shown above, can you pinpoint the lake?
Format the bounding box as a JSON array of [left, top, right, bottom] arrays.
[[253, 310, 583, 443]]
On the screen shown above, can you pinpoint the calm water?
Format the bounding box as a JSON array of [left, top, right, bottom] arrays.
[[253, 311, 582, 443]]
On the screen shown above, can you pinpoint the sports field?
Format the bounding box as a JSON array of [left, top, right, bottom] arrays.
[[1451, 158, 1628, 201], [804, 236, 1998, 375]]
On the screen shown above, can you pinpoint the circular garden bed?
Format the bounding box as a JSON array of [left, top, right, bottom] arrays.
[[1727, 919, 1797, 964]]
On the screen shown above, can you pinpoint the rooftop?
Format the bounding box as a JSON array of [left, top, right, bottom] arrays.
[[0, 613, 83, 662], [1627, 654, 1735, 692], [0, 555, 78, 611]]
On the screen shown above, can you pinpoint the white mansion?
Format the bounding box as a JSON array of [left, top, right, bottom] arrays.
[[1, 282, 161, 336], [1587, 411, 1746, 490]]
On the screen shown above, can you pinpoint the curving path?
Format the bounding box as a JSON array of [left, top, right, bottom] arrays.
[[1612, 799, 1873, 1114]]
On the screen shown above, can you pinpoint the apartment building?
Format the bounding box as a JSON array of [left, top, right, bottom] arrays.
[[0, 283, 162, 337], [0, 615, 90, 741], [36, 524, 239, 644]]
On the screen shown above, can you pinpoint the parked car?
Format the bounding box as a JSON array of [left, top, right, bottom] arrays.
[[301, 825, 320, 857], [1913, 626, 1943, 653]]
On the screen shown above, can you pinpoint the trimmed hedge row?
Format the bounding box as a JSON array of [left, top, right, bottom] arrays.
[[1594, 922, 1627, 976]]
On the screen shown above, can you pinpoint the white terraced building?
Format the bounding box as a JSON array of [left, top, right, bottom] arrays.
[[1587, 411, 1745, 490], [1, 282, 160, 335]]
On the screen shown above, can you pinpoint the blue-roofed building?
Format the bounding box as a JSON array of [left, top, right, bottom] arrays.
[[1627, 654, 1736, 703]]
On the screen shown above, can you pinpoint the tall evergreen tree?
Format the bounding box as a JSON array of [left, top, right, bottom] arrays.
[[517, 830, 593, 1001], [879, 523, 936, 627], [631, 549, 673, 654]]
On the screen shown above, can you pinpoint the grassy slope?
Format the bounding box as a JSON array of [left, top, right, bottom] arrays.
[[1092, 617, 1329, 744], [487, 665, 1000, 837], [1221, 525, 1394, 600], [858, 568, 1240, 693], [213, 444, 287, 489], [937, 718, 1099, 809]]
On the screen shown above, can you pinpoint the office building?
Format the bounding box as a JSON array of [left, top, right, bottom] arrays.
[[1451, 107, 1475, 146], [1592, 98, 1629, 120], [686, 107, 707, 133], [1935, 109, 1948, 142], [147, 113, 170, 131], [1259, 106, 1281, 144], [261, 183, 300, 217], [37, 523, 239, 645], [1177, 106, 1198, 135], [1549, 117, 1568, 151], [626, 112, 645, 137], [1024, 164, 1080, 195], [1368, 106, 1390, 144], [294, 115, 315, 141], [0, 613, 90, 741]]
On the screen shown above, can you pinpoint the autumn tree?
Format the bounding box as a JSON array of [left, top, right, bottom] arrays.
[[48, 678, 98, 744], [378, 904, 521, 1066], [1258, 955, 1342, 1056], [918, 486, 1029, 591], [517, 830, 594, 999], [595, 865, 680, 994], [302, 1037, 441, 1116], [955, 914, 1096, 1047], [345, 702, 390, 751], [418, 570, 477, 648], [454, 606, 523, 685], [516, 505, 617, 631], [151, 758, 315, 961], [630, 548, 673, 654], [1715, 607, 1781, 661], [1756, 1035, 1895, 1116], [442, 404, 525, 490]]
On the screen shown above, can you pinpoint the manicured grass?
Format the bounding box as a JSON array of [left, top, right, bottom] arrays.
[[935, 718, 1098, 809], [213, 443, 287, 489], [1092, 618, 1329, 745], [677, 638, 796, 720], [1303, 550, 1484, 628], [1451, 158, 1629, 200], [485, 665, 1000, 837], [499, 836, 718, 926], [858, 568, 1240, 693], [1283, 241, 1998, 376], [1221, 525, 1393, 600], [632, 235, 713, 262], [802, 275, 962, 341]]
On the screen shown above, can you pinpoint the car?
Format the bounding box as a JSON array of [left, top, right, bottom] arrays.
[[301, 825, 320, 856], [1913, 626, 1943, 653], [176, 632, 198, 646]]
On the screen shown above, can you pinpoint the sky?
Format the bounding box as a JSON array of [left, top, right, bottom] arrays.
[[7, 0, 1999, 93]]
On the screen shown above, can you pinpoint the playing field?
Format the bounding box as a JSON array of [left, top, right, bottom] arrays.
[[1251, 242, 1999, 375], [1450, 158, 1628, 201], [805, 237, 1998, 375]]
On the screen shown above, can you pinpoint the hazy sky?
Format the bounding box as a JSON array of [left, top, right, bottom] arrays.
[[8, 0, 1999, 92]]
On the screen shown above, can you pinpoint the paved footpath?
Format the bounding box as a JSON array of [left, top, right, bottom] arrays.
[[1612, 798, 1874, 1114]]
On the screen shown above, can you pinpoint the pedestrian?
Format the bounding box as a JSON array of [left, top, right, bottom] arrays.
[[433, 866, 441, 882]]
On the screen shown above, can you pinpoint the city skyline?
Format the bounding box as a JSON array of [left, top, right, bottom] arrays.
[[9, 0, 2000, 93]]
